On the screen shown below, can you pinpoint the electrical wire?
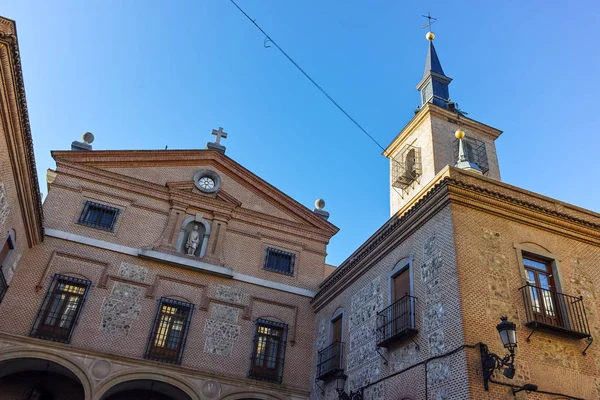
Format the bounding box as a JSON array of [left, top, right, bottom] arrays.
[[228, 0, 387, 152]]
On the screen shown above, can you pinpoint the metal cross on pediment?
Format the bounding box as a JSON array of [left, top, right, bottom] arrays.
[[211, 127, 228, 144], [422, 12, 437, 31]]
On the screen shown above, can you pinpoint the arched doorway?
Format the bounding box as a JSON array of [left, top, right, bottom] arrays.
[[0, 358, 85, 400], [100, 380, 192, 400]]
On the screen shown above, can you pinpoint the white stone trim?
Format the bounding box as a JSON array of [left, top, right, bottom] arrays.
[[44, 228, 315, 297], [45, 228, 139, 256], [232, 272, 315, 297], [138, 249, 234, 278]]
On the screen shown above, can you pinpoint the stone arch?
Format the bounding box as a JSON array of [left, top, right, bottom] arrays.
[[220, 390, 286, 400], [175, 216, 211, 258], [518, 241, 553, 254], [331, 306, 344, 318], [95, 370, 200, 400], [0, 346, 92, 400]]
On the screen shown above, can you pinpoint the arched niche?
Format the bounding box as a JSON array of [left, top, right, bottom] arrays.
[[175, 216, 211, 258]]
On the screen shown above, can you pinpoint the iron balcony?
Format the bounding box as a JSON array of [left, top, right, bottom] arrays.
[[520, 283, 591, 339], [376, 295, 418, 347], [316, 341, 344, 381]]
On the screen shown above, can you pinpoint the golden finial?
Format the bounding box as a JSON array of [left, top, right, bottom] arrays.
[[422, 12, 437, 41], [455, 129, 465, 139]]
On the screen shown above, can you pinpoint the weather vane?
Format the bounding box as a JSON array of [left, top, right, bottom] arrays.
[[421, 12, 437, 32]]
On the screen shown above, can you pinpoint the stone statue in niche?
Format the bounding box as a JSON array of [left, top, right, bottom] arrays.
[[186, 225, 201, 255]]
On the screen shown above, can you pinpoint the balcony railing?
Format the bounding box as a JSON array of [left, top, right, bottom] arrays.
[[376, 295, 418, 347], [316, 341, 344, 381], [520, 284, 591, 339]]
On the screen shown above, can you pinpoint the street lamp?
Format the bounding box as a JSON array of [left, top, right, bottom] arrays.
[[480, 316, 518, 390], [335, 373, 364, 400]]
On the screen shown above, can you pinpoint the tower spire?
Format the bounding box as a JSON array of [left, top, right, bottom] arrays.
[[417, 14, 452, 109]]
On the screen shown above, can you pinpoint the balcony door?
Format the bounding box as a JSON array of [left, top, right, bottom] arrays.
[[391, 268, 412, 333], [523, 256, 560, 327], [330, 315, 342, 370]]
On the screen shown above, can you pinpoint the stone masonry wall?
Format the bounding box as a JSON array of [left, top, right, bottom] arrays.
[[314, 205, 470, 400]]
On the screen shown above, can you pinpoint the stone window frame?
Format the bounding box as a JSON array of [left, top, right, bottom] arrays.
[[193, 169, 222, 194], [329, 308, 345, 344], [513, 243, 564, 293], [388, 256, 415, 303]]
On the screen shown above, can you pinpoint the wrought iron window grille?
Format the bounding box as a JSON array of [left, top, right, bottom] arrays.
[[263, 248, 295, 276], [316, 341, 344, 381], [249, 318, 288, 384], [78, 201, 120, 231], [0, 267, 8, 303], [519, 283, 593, 354], [30, 274, 91, 343], [452, 137, 489, 174], [145, 298, 194, 365]]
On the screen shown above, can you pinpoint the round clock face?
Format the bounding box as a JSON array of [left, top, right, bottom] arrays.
[[198, 176, 215, 190]]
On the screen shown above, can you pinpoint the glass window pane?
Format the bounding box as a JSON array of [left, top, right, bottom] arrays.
[[523, 257, 549, 271]]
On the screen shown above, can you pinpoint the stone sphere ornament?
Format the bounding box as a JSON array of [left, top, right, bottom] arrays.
[[82, 132, 95, 144], [315, 198, 326, 210], [426, 31, 435, 41], [455, 129, 465, 139]]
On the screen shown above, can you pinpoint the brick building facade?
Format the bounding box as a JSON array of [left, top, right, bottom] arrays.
[[311, 35, 600, 400], [1, 15, 600, 400]]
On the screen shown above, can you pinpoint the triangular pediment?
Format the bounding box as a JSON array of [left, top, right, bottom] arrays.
[[51, 149, 338, 235], [167, 180, 243, 207]]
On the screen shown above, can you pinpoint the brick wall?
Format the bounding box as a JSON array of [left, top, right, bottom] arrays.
[[313, 205, 471, 400]]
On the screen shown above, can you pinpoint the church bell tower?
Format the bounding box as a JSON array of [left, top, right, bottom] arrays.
[[384, 27, 503, 216]]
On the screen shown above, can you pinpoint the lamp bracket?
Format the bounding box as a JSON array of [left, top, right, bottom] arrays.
[[480, 343, 515, 391]]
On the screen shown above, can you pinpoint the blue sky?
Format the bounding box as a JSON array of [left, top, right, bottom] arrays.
[[4, 1, 600, 266]]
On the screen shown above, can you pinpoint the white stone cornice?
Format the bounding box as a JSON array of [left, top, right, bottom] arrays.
[[44, 228, 315, 297]]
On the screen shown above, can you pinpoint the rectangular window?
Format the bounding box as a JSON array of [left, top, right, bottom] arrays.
[[263, 248, 295, 275], [0, 235, 13, 303], [249, 319, 288, 384], [145, 298, 194, 364], [78, 201, 120, 231], [30, 274, 91, 343]]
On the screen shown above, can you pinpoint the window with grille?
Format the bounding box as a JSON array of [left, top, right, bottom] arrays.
[[145, 298, 194, 364], [30, 274, 91, 343], [0, 234, 14, 303], [78, 201, 120, 231], [249, 319, 288, 384], [263, 248, 295, 275]]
